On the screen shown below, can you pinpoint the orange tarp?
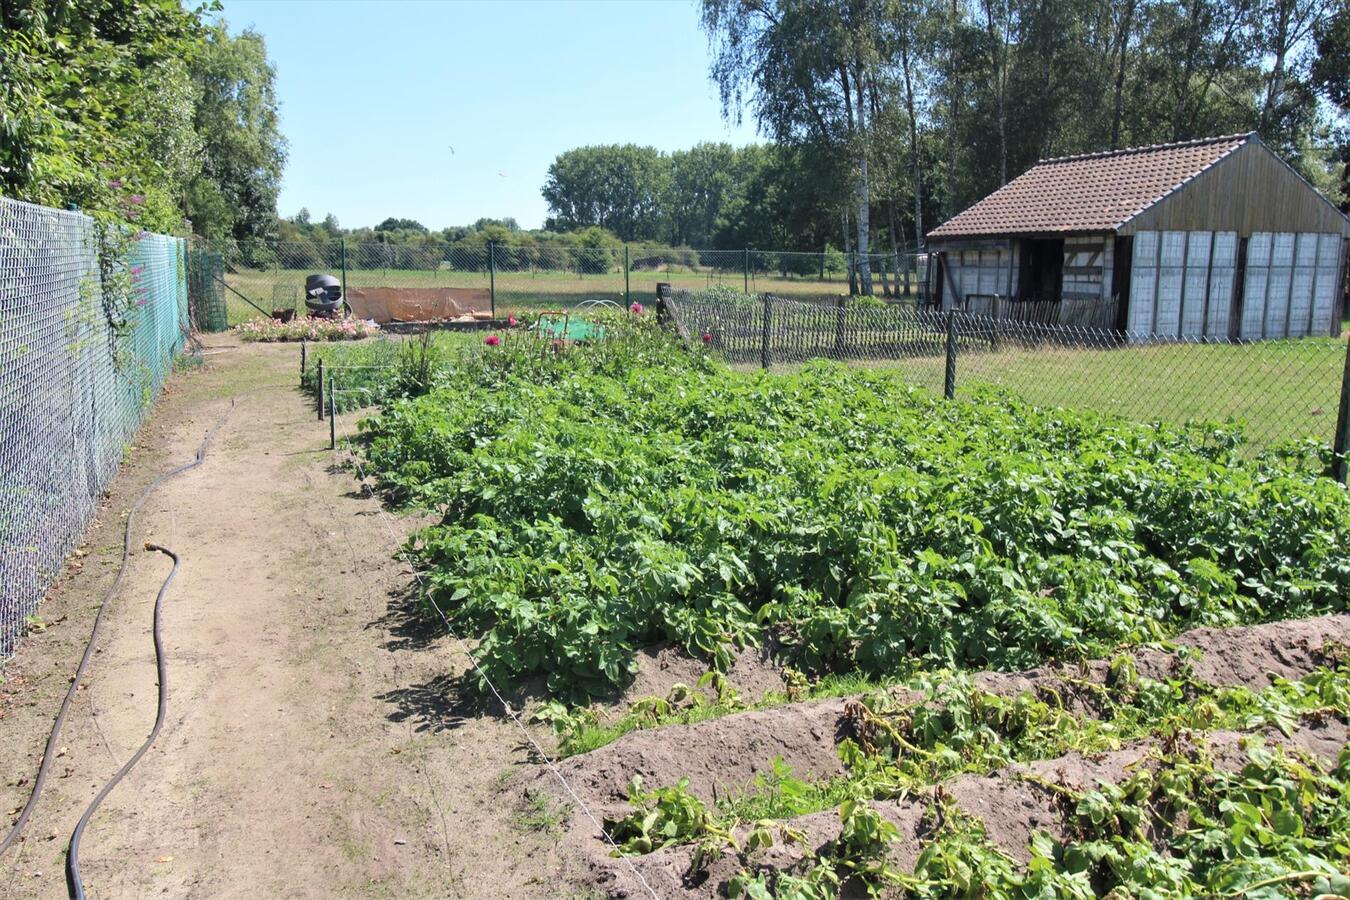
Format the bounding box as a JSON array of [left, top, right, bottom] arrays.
[[345, 287, 492, 323]]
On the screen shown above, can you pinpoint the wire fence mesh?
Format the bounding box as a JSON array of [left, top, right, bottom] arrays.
[[0, 197, 189, 662], [667, 289, 1350, 457], [193, 237, 930, 327]]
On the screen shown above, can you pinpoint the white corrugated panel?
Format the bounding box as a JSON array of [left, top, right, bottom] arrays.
[[1128, 232, 1159, 334], [1154, 232, 1186, 337], [1240, 265, 1268, 339], [1262, 232, 1295, 338], [1247, 232, 1272, 265], [1206, 232, 1237, 338], [1271, 232, 1296, 266], [1311, 233, 1342, 335], [1286, 234, 1317, 336], [1180, 232, 1211, 337], [1160, 231, 1186, 266], [1287, 265, 1315, 337]]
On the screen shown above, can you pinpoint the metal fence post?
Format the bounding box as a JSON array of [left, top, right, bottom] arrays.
[[329, 373, 336, 450], [760, 294, 772, 371], [944, 310, 958, 400], [1333, 336, 1350, 483], [624, 245, 630, 306], [744, 248, 750, 294], [488, 240, 497, 318], [340, 238, 347, 312], [317, 359, 325, 421]]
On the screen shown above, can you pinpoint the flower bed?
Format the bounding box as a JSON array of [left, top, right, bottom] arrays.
[[235, 316, 378, 343]]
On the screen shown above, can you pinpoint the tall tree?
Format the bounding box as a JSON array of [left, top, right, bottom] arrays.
[[0, 0, 207, 232], [702, 0, 889, 294], [187, 22, 286, 241], [542, 145, 669, 242]]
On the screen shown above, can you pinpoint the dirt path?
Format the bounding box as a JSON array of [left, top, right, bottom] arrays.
[[0, 336, 570, 898]]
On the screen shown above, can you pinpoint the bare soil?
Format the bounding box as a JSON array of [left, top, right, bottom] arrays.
[[0, 337, 570, 898], [540, 615, 1350, 898]]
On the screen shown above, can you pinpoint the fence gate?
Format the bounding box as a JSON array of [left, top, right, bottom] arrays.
[[187, 247, 227, 332]]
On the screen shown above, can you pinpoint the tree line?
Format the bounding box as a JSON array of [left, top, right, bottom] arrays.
[[694, 0, 1348, 294], [1, 0, 285, 240]]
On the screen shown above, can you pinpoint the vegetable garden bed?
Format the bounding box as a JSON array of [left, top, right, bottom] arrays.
[[314, 313, 1350, 897]]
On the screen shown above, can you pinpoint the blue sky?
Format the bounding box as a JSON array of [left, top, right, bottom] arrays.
[[215, 0, 760, 231]]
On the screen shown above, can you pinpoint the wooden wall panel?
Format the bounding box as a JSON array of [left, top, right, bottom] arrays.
[[1120, 140, 1350, 238]]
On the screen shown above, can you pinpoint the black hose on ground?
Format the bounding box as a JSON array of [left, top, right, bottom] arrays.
[[0, 401, 233, 873], [66, 542, 179, 899]]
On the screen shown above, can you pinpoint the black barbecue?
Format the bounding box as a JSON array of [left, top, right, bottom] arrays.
[[304, 273, 344, 318]]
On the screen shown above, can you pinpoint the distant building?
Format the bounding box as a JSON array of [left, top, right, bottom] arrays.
[[925, 133, 1350, 337]]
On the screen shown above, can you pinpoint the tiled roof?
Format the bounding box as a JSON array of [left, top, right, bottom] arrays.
[[927, 134, 1253, 239]]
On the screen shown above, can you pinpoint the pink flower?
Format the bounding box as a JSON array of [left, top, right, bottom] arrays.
[[128, 194, 144, 205], [701, 332, 712, 344], [108, 179, 123, 189], [629, 302, 644, 315], [508, 315, 518, 327], [485, 334, 501, 346]]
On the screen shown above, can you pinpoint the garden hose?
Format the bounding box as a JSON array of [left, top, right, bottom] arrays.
[[0, 401, 233, 879], [66, 542, 179, 900]]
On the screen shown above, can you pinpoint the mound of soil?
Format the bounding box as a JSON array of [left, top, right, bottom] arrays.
[[600, 718, 1349, 898], [550, 698, 849, 817], [545, 614, 1350, 818], [614, 643, 787, 717], [537, 614, 1350, 898]]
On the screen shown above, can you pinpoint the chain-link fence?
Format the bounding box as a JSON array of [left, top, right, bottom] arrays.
[[1, 197, 189, 662], [193, 237, 930, 328], [667, 289, 1350, 460]]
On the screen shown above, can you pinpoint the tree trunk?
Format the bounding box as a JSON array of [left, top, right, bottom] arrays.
[[1110, 0, 1136, 148], [900, 29, 925, 247], [842, 208, 857, 295], [846, 65, 874, 297], [983, 0, 1009, 185], [889, 202, 909, 296]]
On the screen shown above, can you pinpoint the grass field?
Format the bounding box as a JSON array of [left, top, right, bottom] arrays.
[[223, 265, 921, 325], [866, 339, 1346, 449]]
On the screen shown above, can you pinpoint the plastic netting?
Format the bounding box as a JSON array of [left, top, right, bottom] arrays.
[[0, 197, 188, 661]]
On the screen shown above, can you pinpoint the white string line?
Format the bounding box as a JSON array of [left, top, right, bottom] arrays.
[[332, 423, 663, 900]]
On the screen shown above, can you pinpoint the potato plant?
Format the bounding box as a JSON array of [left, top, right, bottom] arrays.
[[354, 325, 1350, 704]]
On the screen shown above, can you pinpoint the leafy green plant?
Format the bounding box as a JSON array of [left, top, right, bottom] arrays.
[[349, 332, 1350, 703]]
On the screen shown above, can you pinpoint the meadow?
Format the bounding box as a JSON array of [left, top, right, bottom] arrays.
[[223, 263, 921, 325]]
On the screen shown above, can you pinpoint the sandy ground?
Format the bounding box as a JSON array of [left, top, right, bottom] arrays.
[[0, 336, 572, 898]]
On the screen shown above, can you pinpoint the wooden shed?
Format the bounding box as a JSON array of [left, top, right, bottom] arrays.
[[925, 133, 1350, 338]]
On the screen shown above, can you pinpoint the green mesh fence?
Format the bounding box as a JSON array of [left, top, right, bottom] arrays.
[[0, 197, 189, 662]]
